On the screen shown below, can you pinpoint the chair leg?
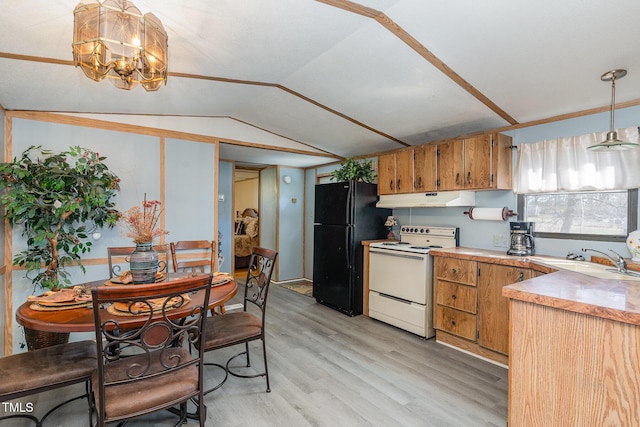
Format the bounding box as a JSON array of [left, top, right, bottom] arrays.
[[244, 341, 251, 367], [225, 339, 270, 393]]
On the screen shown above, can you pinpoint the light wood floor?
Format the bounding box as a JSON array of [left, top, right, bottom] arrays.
[[6, 283, 508, 426]]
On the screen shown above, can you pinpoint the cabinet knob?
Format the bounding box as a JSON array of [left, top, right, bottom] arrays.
[[455, 173, 460, 185], [518, 271, 524, 281], [451, 268, 457, 273], [397, 179, 401, 191], [451, 294, 457, 300], [467, 171, 471, 184], [389, 180, 393, 191], [451, 320, 457, 326]]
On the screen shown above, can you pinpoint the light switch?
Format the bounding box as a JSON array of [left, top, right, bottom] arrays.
[[291, 198, 297, 203]]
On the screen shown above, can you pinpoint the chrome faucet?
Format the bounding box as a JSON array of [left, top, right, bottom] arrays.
[[566, 252, 585, 261], [582, 248, 628, 273]]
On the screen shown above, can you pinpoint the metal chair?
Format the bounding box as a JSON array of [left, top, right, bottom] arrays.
[[200, 247, 278, 394], [0, 340, 96, 426], [170, 240, 216, 274], [90, 274, 212, 426], [107, 244, 170, 279]]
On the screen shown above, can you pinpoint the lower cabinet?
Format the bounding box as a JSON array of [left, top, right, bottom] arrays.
[[477, 263, 532, 356], [433, 255, 532, 364]]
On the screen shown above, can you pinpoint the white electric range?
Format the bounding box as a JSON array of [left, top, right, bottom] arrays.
[[368, 226, 459, 338]]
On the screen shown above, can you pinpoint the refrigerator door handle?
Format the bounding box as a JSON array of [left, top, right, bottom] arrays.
[[345, 226, 352, 269], [346, 182, 353, 225]]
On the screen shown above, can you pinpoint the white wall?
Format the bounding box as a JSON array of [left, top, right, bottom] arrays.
[[234, 178, 259, 215]]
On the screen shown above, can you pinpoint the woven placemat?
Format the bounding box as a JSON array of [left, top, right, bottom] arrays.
[[30, 301, 92, 311]]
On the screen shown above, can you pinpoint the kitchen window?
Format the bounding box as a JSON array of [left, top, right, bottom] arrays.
[[517, 189, 637, 242]]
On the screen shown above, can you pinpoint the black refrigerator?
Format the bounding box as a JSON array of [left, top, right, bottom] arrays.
[[313, 181, 391, 316]]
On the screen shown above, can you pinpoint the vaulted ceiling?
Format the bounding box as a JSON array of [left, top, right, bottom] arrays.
[[2, 0, 640, 167]]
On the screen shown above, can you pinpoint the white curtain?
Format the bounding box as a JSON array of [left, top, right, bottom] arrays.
[[513, 126, 640, 193]]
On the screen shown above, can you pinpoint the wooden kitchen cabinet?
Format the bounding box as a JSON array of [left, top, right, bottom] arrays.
[[378, 150, 414, 195], [477, 263, 533, 356], [413, 144, 437, 192], [433, 254, 532, 365], [434, 257, 478, 342], [437, 133, 512, 191]]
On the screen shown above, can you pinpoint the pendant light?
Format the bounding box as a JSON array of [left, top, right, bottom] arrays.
[[587, 69, 638, 150]]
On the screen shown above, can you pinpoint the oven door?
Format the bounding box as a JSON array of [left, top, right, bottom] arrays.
[[368, 247, 431, 304]]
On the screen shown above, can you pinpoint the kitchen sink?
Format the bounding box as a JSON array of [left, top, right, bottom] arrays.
[[528, 256, 640, 281]]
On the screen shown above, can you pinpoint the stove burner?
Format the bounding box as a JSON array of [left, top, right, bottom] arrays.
[[382, 241, 410, 246]]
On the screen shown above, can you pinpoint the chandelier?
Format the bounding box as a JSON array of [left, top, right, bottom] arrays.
[[72, 0, 168, 91]]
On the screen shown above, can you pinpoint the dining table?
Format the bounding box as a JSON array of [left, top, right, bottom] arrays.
[[16, 273, 238, 336]]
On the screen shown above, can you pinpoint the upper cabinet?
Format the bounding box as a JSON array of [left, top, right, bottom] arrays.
[[377, 132, 511, 196], [378, 150, 414, 195], [437, 133, 512, 191], [413, 144, 438, 192]]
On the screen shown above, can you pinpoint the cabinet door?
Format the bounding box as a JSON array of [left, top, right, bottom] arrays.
[[463, 135, 492, 189], [437, 140, 464, 190], [377, 153, 396, 195], [477, 263, 533, 355], [414, 144, 437, 192], [394, 150, 414, 193]]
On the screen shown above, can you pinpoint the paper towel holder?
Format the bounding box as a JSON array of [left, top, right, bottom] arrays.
[[464, 207, 517, 221]]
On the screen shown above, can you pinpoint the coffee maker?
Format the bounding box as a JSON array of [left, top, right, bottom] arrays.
[[507, 221, 535, 256]]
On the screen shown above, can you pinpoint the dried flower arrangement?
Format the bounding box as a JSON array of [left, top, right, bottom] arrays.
[[119, 194, 169, 244]]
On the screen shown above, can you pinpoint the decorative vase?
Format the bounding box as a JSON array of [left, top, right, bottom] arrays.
[[129, 242, 159, 284], [626, 230, 640, 262]]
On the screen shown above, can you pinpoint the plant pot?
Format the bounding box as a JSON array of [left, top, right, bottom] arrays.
[[24, 327, 70, 351], [129, 243, 159, 284]]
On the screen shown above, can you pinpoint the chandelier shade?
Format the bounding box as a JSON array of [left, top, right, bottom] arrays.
[[72, 0, 168, 91]]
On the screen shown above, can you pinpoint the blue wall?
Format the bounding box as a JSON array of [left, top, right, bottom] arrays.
[[278, 167, 304, 280], [304, 105, 640, 278], [6, 119, 221, 353]]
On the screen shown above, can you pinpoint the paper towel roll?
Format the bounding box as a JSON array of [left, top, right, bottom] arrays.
[[466, 207, 515, 221]]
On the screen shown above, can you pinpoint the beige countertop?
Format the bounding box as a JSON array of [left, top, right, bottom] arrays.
[[430, 247, 640, 327]]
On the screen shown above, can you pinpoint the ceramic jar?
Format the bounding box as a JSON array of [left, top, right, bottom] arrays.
[[129, 243, 159, 283], [626, 230, 640, 262]]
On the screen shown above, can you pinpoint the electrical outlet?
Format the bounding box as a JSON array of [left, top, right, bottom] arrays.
[[493, 234, 509, 247]]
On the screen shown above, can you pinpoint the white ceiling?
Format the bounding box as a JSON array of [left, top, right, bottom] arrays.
[[2, 0, 640, 168]]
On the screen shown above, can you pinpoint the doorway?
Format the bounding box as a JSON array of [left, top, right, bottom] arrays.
[[233, 168, 260, 277]]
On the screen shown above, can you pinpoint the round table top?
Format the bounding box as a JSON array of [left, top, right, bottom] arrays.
[[16, 276, 238, 333]]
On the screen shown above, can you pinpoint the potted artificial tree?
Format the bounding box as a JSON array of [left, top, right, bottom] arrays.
[[0, 145, 120, 348], [330, 158, 376, 183]]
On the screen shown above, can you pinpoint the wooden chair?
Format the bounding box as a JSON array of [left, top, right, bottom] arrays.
[[107, 244, 170, 279], [170, 240, 216, 274], [0, 340, 97, 426], [90, 274, 212, 426], [199, 247, 278, 394]]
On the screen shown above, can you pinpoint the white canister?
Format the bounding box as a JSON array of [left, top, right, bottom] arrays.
[[626, 230, 640, 261]]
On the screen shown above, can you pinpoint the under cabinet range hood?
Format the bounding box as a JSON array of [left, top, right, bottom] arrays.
[[376, 191, 475, 208]]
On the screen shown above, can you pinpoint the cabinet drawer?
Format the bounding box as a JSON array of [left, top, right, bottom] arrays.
[[435, 257, 477, 286], [434, 305, 476, 341], [435, 281, 476, 313]]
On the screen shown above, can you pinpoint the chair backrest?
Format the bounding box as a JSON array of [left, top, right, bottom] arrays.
[[243, 247, 278, 320], [107, 244, 170, 278], [170, 240, 216, 273], [91, 274, 212, 424]]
